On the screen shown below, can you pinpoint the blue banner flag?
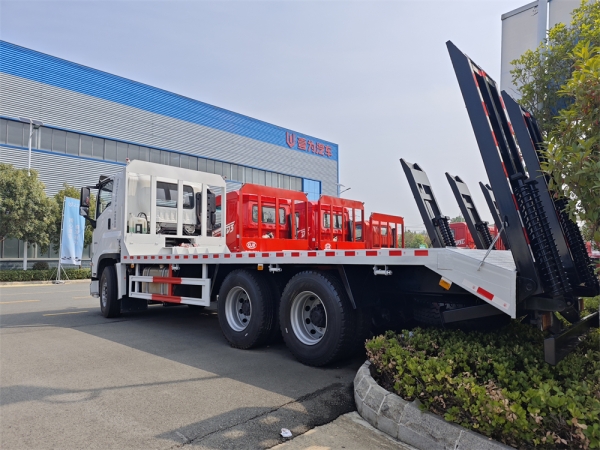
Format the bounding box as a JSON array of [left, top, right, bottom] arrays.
[[60, 197, 85, 266]]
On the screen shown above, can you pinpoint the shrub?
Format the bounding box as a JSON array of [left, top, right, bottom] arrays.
[[366, 322, 600, 449], [32, 261, 50, 271], [0, 269, 91, 282]]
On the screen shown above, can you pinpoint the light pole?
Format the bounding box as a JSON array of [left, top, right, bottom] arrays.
[[18, 117, 44, 270], [336, 183, 351, 196]]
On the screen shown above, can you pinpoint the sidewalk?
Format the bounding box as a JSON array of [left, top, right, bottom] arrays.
[[272, 412, 415, 450]]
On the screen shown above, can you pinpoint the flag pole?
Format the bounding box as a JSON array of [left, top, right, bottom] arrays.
[[54, 198, 66, 284]]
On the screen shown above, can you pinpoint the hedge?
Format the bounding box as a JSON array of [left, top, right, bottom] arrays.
[[0, 269, 91, 282], [366, 321, 600, 449]]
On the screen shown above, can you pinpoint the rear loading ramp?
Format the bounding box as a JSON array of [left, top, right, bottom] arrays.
[[447, 40, 569, 301], [479, 182, 510, 250], [446, 173, 495, 250], [400, 159, 455, 248]]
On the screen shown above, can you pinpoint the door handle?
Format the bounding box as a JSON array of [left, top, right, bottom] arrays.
[[108, 218, 111, 230]]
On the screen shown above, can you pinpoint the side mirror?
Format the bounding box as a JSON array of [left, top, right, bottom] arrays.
[[80, 187, 96, 228]]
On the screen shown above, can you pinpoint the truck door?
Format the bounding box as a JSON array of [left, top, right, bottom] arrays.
[[92, 179, 121, 275]]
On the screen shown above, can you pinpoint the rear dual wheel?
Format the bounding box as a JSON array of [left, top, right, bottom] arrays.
[[280, 271, 360, 366]]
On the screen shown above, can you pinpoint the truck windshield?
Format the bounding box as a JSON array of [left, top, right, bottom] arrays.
[[252, 205, 286, 224], [323, 213, 343, 229]]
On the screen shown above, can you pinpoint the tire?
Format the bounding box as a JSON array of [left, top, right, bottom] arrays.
[[217, 270, 275, 349], [100, 265, 121, 318], [280, 271, 356, 366]]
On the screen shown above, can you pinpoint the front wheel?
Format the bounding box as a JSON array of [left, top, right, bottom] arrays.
[[100, 265, 121, 318], [280, 271, 356, 366], [217, 270, 275, 349]]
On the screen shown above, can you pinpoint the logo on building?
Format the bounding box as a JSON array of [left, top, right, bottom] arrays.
[[285, 132, 333, 158]]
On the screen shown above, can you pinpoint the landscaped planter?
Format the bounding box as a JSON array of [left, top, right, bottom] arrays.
[[354, 361, 511, 450]]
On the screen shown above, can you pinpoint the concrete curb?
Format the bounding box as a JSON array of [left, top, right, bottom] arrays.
[[354, 361, 512, 450], [0, 279, 90, 286]]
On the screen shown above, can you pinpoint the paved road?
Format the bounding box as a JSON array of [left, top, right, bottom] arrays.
[[0, 282, 363, 449]]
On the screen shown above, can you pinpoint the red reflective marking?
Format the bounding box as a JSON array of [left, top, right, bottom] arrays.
[[137, 256, 141, 260], [472, 72, 478, 85], [291, 252, 300, 257], [166, 256, 171, 260], [153, 277, 182, 284], [144, 256, 148, 260], [326, 252, 335, 257], [158, 256, 163, 260], [389, 250, 402, 256], [151, 294, 182, 304], [236, 254, 243, 258], [308, 252, 317, 257], [193, 255, 199, 259], [502, 162, 509, 178], [203, 255, 209, 259], [175, 256, 180, 259], [500, 97, 506, 110], [477, 287, 494, 301], [523, 228, 531, 245], [262, 253, 270, 257], [482, 101, 488, 116], [276, 253, 284, 257], [512, 194, 519, 210], [248, 253, 256, 258], [366, 251, 377, 256], [213, 254, 219, 258], [184, 255, 189, 259], [224, 254, 231, 258], [345, 251, 355, 256], [508, 122, 514, 135], [491, 131, 499, 147], [415, 250, 428, 256]]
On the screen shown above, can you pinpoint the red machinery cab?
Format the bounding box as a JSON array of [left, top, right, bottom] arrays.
[[363, 213, 404, 249], [311, 196, 366, 250], [450, 222, 506, 250]]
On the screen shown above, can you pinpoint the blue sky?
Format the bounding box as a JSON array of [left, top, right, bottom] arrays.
[[0, 0, 525, 230]]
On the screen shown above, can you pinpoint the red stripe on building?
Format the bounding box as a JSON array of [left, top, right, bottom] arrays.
[[476, 287, 494, 301], [415, 250, 428, 256]]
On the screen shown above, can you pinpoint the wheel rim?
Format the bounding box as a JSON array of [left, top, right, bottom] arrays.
[[290, 291, 327, 346], [225, 286, 252, 332], [101, 277, 108, 309]]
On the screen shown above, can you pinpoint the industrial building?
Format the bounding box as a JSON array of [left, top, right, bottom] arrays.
[[0, 40, 338, 265]]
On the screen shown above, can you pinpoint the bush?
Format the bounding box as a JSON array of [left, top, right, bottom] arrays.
[[366, 322, 600, 449], [0, 268, 91, 282], [32, 261, 50, 271]]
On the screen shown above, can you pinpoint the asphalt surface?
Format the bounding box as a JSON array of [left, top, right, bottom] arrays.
[[0, 282, 363, 450]]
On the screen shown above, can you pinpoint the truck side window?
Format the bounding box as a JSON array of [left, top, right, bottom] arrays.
[[97, 181, 113, 217], [156, 182, 194, 209], [251, 205, 284, 224], [323, 213, 343, 229]]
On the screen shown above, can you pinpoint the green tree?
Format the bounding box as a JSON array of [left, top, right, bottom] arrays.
[[0, 164, 56, 250], [404, 230, 428, 248], [511, 1, 600, 133], [450, 215, 464, 223], [49, 184, 96, 252], [543, 42, 600, 245]]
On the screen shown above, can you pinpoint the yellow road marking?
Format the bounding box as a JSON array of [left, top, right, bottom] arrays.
[[0, 300, 41, 304], [43, 311, 89, 316]]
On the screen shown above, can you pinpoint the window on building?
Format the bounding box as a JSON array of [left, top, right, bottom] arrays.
[[3, 238, 19, 258], [40, 127, 52, 151], [128, 144, 139, 161], [66, 132, 79, 155], [0, 119, 7, 144], [161, 150, 169, 165], [93, 137, 105, 160], [170, 152, 180, 167], [180, 154, 189, 169], [80, 135, 93, 157], [116, 142, 128, 163], [139, 146, 149, 161], [6, 120, 24, 147], [206, 159, 215, 174], [52, 129, 67, 153], [214, 161, 223, 176], [150, 148, 161, 163], [198, 158, 207, 172], [189, 156, 198, 170], [222, 162, 231, 179], [303, 179, 321, 201], [104, 140, 116, 161]]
